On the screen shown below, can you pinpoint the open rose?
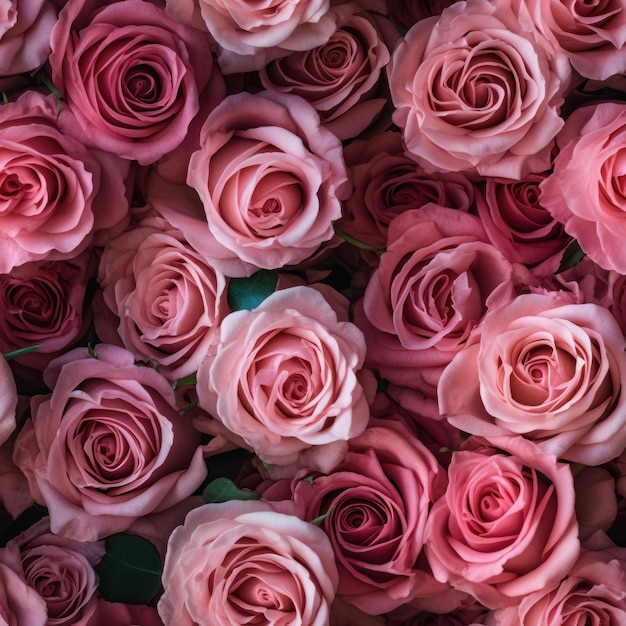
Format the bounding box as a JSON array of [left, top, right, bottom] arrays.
[[438, 292, 626, 465], [388, 0, 570, 177], [0, 561, 47, 625], [425, 436, 580, 609], [49, 0, 224, 164], [158, 500, 338, 626], [13, 344, 207, 541], [196, 285, 374, 474]]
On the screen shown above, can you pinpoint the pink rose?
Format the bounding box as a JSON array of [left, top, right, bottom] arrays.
[[0, 437, 31, 519], [439, 292, 626, 465], [87, 600, 164, 626], [196, 285, 374, 474], [386, 0, 457, 31], [170, 90, 349, 276], [95, 215, 229, 380], [13, 344, 208, 541], [0, 356, 16, 450], [574, 466, 619, 539], [0, 90, 129, 273], [158, 500, 338, 626], [425, 436, 580, 609], [259, 6, 391, 141], [0, 517, 104, 626], [0, 0, 57, 75], [49, 0, 225, 164], [540, 102, 626, 273], [0, 561, 47, 626], [489, 548, 626, 625], [388, 0, 570, 177]]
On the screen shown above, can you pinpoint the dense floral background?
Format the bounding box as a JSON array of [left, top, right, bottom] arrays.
[[0, 0, 626, 624]]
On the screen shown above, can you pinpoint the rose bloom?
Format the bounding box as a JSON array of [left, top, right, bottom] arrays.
[[425, 436, 580, 610], [0, 561, 47, 626], [196, 285, 374, 474], [158, 500, 338, 626], [388, 0, 570, 177], [49, 0, 225, 164], [0, 355, 16, 450], [95, 215, 229, 380], [13, 344, 208, 541], [87, 600, 164, 626], [259, 7, 391, 141], [540, 101, 626, 274], [0, 90, 129, 274], [0, 517, 104, 626], [487, 548, 626, 625], [0, 0, 57, 75], [178, 90, 349, 276]]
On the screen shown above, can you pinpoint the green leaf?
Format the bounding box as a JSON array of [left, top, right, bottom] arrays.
[[1, 92, 7, 105], [202, 477, 260, 503], [96, 533, 162, 604], [3, 345, 42, 360], [333, 225, 385, 253], [172, 371, 197, 390], [227, 270, 278, 311], [34, 69, 62, 115], [556, 240, 586, 273], [302, 475, 314, 484], [310, 508, 332, 526]]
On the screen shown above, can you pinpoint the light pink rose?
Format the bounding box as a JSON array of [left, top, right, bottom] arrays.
[[439, 291, 626, 465], [0, 0, 57, 75], [0, 517, 104, 626], [488, 548, 626, 625], [171, 90, 349, 277], [540, 101, 626, 273], [95, 215, 229, 380], [13, 344, 208, 541], [259, 6, 391, 141], [0, 561, 47, 626], [196, 285, 375, 474], [387, 0, 570, 177], [0, 90, 129, 273], [87, 600, 164, 626], [49, 0, 225, 164], [158, 500, 339, 626], [425, 436, 580, 609]]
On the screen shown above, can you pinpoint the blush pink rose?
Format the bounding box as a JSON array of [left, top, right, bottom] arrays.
[[540, 102, 626, 273], [13, 344, 208, 541], [95, 215, 229, 380], [49, 0, 225, 164], [196, 285, 375, 474], [439, 292, 626, 465], [0, 0, 57, 75], [387, 0, 570, 177], [425, 436, 580, 610], [0, 561, 48, 626], [158, 500, 338, 626], [176, 90, 349, 276], [0, 90, 129, 273]]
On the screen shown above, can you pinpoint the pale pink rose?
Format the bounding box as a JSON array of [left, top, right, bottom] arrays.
[[0, 90, 129, 273], [0, 517, 104, 626], [0, 561, 48, 626], [540, 102, 626, 273], [177, 90, 350, 276], [425, 436, 580, 609], [439, 291, 626, 465], [291, 417, 466, 615], [158, 500, 339, 626], [95, 215, 229, 380], [0, 0, 57, 75], [488, 548, 626, 625], [87, 600, 164, 626], [388, 0, 570, 177], [196, 285, 375, 474], [259, 6, 391, 141], [49, 0, 225, 164], [13, 344, 208, 541], [0, 356, 16, 451]]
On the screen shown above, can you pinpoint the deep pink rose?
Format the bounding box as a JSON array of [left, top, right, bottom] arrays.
[[388, 0, 570, 177], [13, 344, 207, 541], [87, 600, 164, 626], [0, 561, 47, 626], [259, 7, 391, 141], [540, 102, 626, 273], [0, 90, 129, 273], [163, 90, 350, 277], [96, 215, 229, 380], [49, 0, 225, 164], [0, 0, 57, 75], [158, 500, 338, 626], [425, 436, 580, 609], [488, 548, 626, 625], [439, 292, 626, 465], [196, 285, 374, 474], [0, 517, 104, 626]]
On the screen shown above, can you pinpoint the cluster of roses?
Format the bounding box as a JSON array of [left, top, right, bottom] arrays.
[[0, 0, 626, 624]]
